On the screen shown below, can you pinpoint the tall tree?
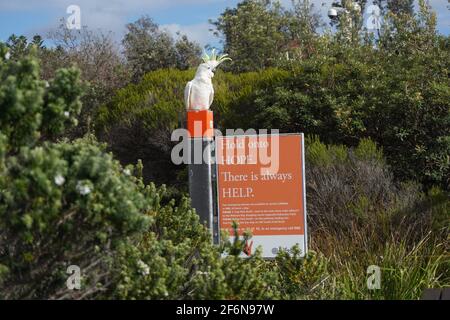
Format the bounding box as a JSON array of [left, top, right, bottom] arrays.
[[329, 0, 365, 43], [373, 0, 415, 16], [47, 23, 130, 138], [290, 0, 322, 34], [211, 0, 288, 72], [386, 0, 414, 16], [123, 16, 201, 82], [174, 34, 202, 70], [5, 34, 45, 59], [286, 0, 323, 58], [123, 16, 175, 81]]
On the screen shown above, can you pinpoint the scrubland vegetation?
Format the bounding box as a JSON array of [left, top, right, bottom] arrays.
[[0, 0, 448, 299]]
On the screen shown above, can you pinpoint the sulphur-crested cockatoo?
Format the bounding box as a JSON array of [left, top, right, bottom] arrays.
[[185, 49, 231, 111]]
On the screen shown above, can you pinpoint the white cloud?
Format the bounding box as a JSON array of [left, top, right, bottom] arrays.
[[161, 22, 216, 47], [1, 0, 225, 45]]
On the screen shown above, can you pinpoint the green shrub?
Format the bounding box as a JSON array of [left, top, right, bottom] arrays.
[[98, 14, 449, 190], [0, 44, 82, 151], [218, 7, 450, 189], [276, 247, 331, 299], [108, 210, 281, 300], [95, 68, 289, 188], [305, 137, 418, 235], [0, 48, 280, 300], [0, 137, 153, 299], [1, 24, 448, 300], [231, 40, 449, 189], [303, 137, 449, 299]]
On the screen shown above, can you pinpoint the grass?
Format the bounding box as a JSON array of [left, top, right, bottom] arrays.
[[273, 137, 450, 300], [322, 234, 449, 300]]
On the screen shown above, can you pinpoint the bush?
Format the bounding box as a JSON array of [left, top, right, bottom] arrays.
[[102, 31, 449, 191], [0, 44, 82, 150], [229, 38, 449, 189], [98, 16, 449, 191], [1, 21, 448, 300], [0, 137, 152, 299], [110, 218, 280, 300], [0, 46, 281, 300], [0, 47, 150, 298], [275, 247, 331, 299], [219, 6, 450, 189], [305, 137, 423, 236], [95, 68, 289, 188], [302, 137, 449, 299]]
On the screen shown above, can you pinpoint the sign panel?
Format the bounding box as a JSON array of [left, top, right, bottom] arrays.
[[215, 134, 307, 258]]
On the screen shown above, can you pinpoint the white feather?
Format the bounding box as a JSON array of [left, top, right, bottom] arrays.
[[184, 81, 193, 111], [185, 53, 230, 111], [209, 86, 214, 107]]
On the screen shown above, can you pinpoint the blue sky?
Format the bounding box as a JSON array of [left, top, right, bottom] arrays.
[[0, 0, 448, 48]]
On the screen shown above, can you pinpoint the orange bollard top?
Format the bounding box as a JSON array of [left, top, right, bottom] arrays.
[[187, 110, 214, 138]]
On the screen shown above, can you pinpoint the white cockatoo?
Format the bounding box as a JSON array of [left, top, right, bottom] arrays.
[[185, 49, 231, 111]]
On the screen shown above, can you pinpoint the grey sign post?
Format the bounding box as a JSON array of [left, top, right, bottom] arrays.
[[188, 137, 217, 243]]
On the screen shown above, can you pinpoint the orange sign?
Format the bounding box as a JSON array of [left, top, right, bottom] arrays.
[[216, 134, 307, 257]]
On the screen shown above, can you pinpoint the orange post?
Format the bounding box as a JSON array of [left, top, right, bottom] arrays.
[[187, 110, 214, 138]]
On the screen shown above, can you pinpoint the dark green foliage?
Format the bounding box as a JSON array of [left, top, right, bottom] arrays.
[[100, 2, 449, 189], [0, 137, 152, 299], [5, 34, 45, 60], [219, 5, 450, 188], [0, 0, 448, 301], [384, 0, 414, 16], [276, 247, 330, 299], [0, 44, 83, 151], [99, 30, 449, 190], [211, 0, 288, 72], [0, 44, 281, 300], [95, 68, 290, 187], [123, 16, 201, 82], [302, 137, 449, 300], [110, 207, 280, 300], [211, 0, 325, 72], [96, 69, 194, 187], [0, 48, 150, 298]]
